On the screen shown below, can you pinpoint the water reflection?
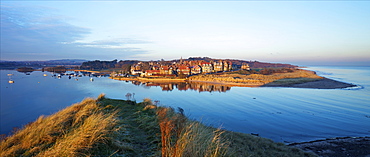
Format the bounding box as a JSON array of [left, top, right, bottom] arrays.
[[128, 81, 231, 92]]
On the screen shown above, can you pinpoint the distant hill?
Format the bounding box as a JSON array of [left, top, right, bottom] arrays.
[[0, 59, 88, 70], [48, 59, 88, 63]]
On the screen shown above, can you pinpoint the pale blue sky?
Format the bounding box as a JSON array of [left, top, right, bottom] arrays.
[[1, 1, 369, 66]]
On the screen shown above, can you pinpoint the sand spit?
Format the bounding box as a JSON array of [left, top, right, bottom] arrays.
[[262, 78, 356, 89]]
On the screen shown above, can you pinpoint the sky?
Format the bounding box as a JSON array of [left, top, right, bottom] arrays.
[[1, 1, 370, 66]]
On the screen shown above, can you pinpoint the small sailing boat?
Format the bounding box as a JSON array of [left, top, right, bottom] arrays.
[[90, 78, 94, 82], [8, 73, 14, 83]]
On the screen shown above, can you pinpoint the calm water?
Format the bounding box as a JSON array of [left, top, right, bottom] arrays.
[[1, 66, 369, 143]]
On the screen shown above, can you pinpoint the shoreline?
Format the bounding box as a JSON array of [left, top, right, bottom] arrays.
[[289, 136, 370, 157], [262, 78, 357, 89], [111, 77, 186, 82], [111, 76, 356, 89], [110, 68, 359, 89]]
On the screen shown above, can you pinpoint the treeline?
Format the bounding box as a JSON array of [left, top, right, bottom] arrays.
[[0, 59, 86, 70], [80, 60, 118, 70], [16, 67, 35, 72], [79, 60, 139, 72], [43, 66, 68, 73]]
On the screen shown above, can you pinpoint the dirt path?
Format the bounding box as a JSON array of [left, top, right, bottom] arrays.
[[103, 99, 159, 157], [124, 118, 154, 156]]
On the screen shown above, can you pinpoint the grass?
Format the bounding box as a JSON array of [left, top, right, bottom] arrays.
[[188, 69, 323, 86], [1, 95, 316, 157], [0, 94, 117, 156]]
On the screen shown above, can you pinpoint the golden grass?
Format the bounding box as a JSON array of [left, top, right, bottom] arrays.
[[1, 95, 316, 157], [157, 107, 227, 157], [0, 96, 117, 157], [188, 69, 323, 86]]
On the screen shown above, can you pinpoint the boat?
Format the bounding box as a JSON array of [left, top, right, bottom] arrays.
[[90, 78, 94, 82], [8, 73, 14, 83], [43, 74, 48, 77]]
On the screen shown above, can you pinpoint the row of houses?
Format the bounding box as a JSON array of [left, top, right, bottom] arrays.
[[131, 60, 242, 77]]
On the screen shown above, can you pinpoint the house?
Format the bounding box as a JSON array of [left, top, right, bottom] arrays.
[[159, 66, 173, 75], [190, 65, 202, 75], [223, 61, 232, 71], [241, 63, 250, 70], [201, 62, 213, 73], [213, 60, 224, 72], [144, 70, 160, 76], [131, 70, 143, 75], [177, 66, 191, 75]]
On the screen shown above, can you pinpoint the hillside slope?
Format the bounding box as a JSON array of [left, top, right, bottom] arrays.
[[0, 95, 314, 157]]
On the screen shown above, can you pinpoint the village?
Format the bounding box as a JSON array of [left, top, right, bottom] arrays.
[[112, 58, 250, 78]]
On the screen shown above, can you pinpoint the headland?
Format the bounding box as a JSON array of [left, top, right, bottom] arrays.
[[0, 95, 315, 156]]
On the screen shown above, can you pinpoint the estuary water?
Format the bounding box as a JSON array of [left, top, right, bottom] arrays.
[[1, 66, 369, 143]]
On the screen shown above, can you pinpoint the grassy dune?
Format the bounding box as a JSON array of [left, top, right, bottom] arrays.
[[0, 95, 117, 156], [188, 69, 323, 86], [1, 95, 315, 157]]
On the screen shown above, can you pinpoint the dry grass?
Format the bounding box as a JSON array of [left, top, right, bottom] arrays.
[[0, 96, 117, 157], [188, 69, 323, 86], [157, 107, 227, 157], [1, 95, 316, 157]]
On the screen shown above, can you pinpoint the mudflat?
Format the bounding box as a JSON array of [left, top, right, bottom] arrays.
[[263, 78, 356, 89]]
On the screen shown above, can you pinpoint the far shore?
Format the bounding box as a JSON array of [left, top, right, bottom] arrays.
[[110, 69, 356, 89], [111, 76, 356, 89], [111, 77, 186, 82]]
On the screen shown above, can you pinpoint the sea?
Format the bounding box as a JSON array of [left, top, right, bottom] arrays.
[[1, 66, 369, 143]]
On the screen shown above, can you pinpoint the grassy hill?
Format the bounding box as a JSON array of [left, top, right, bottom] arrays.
[[0, 95, 315, 157]]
